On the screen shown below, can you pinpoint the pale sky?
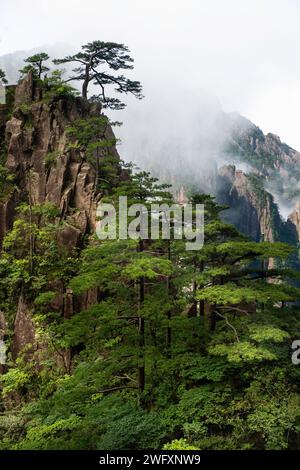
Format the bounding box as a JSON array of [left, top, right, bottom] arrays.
[[1, 0, 300, 150]]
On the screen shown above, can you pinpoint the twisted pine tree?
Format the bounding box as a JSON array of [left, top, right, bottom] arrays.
[[0, 69, 7, 85], [53, 41, 143, 109], [19, 53, 50, 79]]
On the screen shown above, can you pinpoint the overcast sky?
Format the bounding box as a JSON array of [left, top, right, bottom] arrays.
[[1, 0, 300, 150]]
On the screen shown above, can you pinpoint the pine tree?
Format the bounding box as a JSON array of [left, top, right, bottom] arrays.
[[0, 69, 7, 85], [19, 53, 50, 79], [183, 194, 299, 332], [54, 41, 143, 107], [66, 116, 119, 194]]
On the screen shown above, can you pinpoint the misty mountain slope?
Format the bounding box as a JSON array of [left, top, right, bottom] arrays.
[[216, 165, 298, 247], [217, 114, 300, 245], [121, 99, 300, 246], [224, 113, 300, 208], [2, 48, 300, 246]]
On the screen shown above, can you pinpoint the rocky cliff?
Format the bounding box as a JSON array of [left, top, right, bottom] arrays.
[[217, 165, 272, 241], [216, 165, 298, 246], [0, 73, 120, 362], [1, 72, 300, 365], [1, 73, 118, 246], [127, 98, 300, 247], [217, 114, 300, 246], [164, 110, 300, 247]]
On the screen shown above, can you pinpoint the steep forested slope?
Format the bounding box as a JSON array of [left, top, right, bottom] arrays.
[[0, 70, 300, 451]]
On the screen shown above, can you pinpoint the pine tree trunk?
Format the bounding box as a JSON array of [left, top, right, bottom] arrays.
[[82, 65, 90, 99], [95, 148, 100, 191], [166, 242, 172, 352], [27, 167, 34, 275], [199, 300, 204, 316], [209, 305, 216, 331], [190, 257, 198, 316], [138, 239, 145, 393], [192, 278, 198, 317], [199, 260, 204, 316]]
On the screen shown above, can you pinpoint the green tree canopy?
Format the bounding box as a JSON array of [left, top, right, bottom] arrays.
[[19, 53, 50, 79], [53, 41, 143, 108], [0, 68, 7, 85]]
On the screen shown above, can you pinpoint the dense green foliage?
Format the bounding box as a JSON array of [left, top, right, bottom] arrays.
[[0, 163, 300, 449], [1, 55, 300, 452], [0, 69, 7, 85]]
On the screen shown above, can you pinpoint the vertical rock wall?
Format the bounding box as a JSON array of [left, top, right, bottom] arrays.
[[0, 74, 120, 361]]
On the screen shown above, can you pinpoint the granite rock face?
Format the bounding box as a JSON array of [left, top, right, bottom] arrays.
[[288, 203, 300, 241], [0, 74, 119, 360], [3, 73, 118, 246], [217, 164, 299, 249], [217, 165, 275, 242], [215, 114, 300, 246]]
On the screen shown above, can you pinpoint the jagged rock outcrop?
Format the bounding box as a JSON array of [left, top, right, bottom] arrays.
[[2, 73, 118, 247], [145, 108, 300, 246], [225, 113, 300, 175], [217, 166, 262, 241], [0, 74, 120, 360], [223, 114, 300, 232], [12, 293, 35, 360], [217, 165, 276, 241], [0, 311, 7, 373], [217, 164, 299, 247], [288, 203, 300, 240]]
